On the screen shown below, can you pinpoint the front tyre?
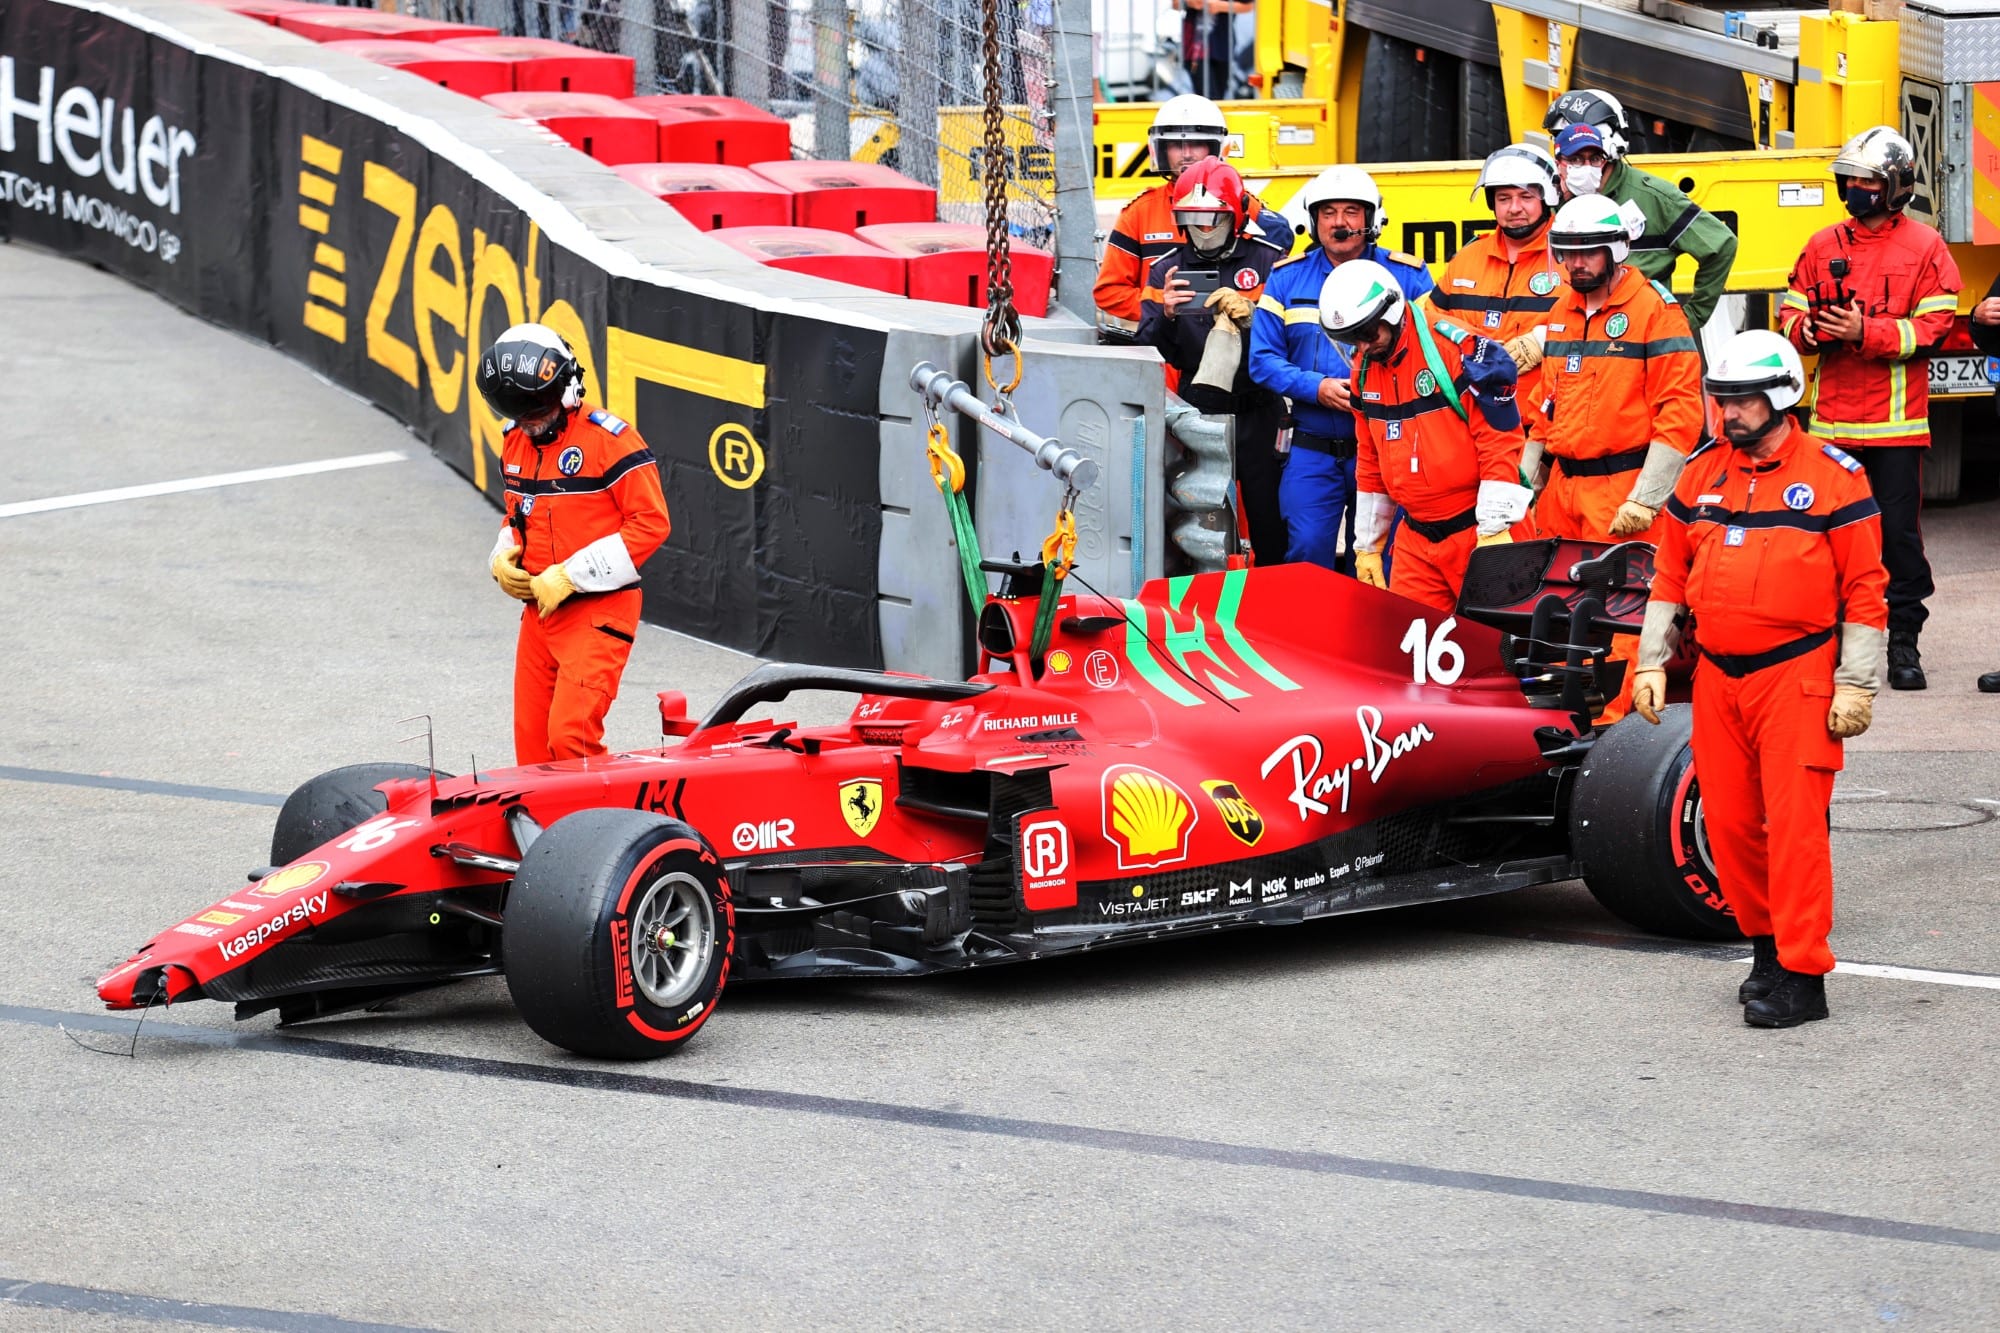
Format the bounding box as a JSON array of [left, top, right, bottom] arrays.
[[271, 762, 437, 866], [504, 809, 734, 1059], [1570, 706, 1740, 941]]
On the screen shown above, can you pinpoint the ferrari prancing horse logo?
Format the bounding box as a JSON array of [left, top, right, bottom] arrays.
[[840, 779, 883, 837]]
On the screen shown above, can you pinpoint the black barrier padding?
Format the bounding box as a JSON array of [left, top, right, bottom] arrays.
[[2, 0, 888, 669]]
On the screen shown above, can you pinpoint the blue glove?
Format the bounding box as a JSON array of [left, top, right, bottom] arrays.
[[1464, 337, 1520, 394]]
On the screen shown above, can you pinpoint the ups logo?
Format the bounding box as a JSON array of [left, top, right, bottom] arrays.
[[1201, 780, 1264, 847]]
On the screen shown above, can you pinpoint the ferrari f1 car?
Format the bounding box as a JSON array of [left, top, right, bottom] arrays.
[[98, 540, 1727, 1059]]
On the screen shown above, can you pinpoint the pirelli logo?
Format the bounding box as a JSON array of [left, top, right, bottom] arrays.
[[298, 135, 347, 343]]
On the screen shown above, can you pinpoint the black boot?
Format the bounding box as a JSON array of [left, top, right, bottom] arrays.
[[1738, 934, 1782, 1004], [1888, 631, 1927, 691], [1744, 969, 1830, 1028], [1980, 670, 2000, 694]]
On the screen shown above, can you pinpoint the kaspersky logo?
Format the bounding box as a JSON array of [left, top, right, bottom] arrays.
[[1119, 568, 1300, 707], [218, 893, 326, 960]]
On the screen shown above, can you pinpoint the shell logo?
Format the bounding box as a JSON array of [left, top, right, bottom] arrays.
[[250, 861, 329, 898], [1101, 764, 1197, 870]]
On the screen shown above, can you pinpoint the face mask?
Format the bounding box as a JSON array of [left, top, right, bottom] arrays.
[[1186, 219, 1235, 255], [1564, 164, 1603, 196], [1843, 182, 1886, 218]]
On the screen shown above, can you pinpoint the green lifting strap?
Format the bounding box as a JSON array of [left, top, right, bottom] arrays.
[[1029, 564, 1064, 662], [941, 482, 987, 619]]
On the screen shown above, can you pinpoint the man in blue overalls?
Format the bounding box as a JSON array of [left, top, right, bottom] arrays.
[[1249, 165, 1435, 571]]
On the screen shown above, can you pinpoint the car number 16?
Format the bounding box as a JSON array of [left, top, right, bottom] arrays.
[[1401, 616, 1465, 686]]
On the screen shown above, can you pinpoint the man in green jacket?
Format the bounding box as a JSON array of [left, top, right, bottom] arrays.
[[1546, 91, 1738, 334]]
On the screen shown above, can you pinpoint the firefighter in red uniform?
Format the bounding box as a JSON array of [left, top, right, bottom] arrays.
[[1320, 260, 1532, 612], [1631, 330, 1888, 1028], [1093, 94, 1290, 337], [479, 323, 672, 765], [1780, 126, 1961, 692]]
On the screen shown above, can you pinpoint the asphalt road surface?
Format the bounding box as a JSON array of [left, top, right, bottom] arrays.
[[4, 240, 1998, 1331]]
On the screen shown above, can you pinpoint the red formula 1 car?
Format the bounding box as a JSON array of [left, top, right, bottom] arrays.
[[96, 541, 1726, 1059]]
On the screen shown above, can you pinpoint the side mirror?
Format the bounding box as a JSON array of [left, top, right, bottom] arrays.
[[657, 690, 698, 738]]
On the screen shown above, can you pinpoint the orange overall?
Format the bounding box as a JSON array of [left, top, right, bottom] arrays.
[[498, 407, 671, 764], [1427, 223, 1560, 442], [1541, 265, 1704, 718], [1352, 319, 1526, 612], [1652, 429, 1888, 974], [1095, 184, 1284, 332]]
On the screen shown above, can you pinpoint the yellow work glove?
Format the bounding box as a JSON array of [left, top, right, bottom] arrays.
[[1204, 288, 1255, 328], [1355, 551, 1388, 589], [1828, 685, 1874, 739], [1609, 500, 1657, 538], [491, 546, 535, 602], [529, 562, 576, 618], [1502, 333, 1544, 373], [1630, 668, 1668, 725], [1476, 530, 1513, 547]]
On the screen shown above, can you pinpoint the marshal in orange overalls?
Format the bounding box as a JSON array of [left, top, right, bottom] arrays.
[[495, 407, 671, 764], [1648, 429, 1888, 974], [1351, 319, 1527, 612]]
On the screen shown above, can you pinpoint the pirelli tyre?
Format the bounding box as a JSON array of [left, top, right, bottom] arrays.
[[1570, 705, 1741, 941], [504, 809, 734, 1060], [270, 762, 437, 866]]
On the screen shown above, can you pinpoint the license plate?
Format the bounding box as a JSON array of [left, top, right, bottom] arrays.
[[1926, 353, 1994, 395]]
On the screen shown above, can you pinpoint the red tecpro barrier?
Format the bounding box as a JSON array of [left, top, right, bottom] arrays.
[[855, 223, 1054, 317], [432, 36, 635, 98], [273, 10, 497, 43], [482, 92, 657, 165], [746, 160, 936, 233], [707, 227, 906, 296], [611, 164, 791, 231], [624, 95, 792, 167], [319, 39, 514, 99], [182, 0, 322, 26]]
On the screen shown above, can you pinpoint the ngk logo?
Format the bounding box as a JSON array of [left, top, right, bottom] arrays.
[[732, 818, 795, 852], [1021, 819, 1069, 880]]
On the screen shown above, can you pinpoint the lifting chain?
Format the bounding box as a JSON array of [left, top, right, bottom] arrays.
[[979, 0, 1022, 390]]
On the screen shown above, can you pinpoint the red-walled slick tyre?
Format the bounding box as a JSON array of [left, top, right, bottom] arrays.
[[1570, 705, 1741, 941], [504, 809, 735, 1059]]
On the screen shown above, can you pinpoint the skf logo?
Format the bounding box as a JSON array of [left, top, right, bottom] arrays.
[[732, 818, 795, 852], [710, 422, 766, 490], [1201, 780, 1264, 847], [298, 135, 347, 344], [839, 779, 882, 838], [1101, 764, 1196, 871]]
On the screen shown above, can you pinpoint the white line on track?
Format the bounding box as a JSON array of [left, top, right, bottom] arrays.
[[1833, 960, 2000, 990], [0, 451, 406, 518]]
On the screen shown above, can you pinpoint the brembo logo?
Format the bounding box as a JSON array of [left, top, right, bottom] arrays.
[[217, 894, 326, 960]]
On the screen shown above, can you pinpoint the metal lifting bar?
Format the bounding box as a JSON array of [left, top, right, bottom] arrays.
[[909, 362, 1101, 490]]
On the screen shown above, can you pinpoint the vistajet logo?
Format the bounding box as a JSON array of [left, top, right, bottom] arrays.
[[217, 893, 325, 961]]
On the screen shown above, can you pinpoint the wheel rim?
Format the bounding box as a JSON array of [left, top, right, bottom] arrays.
[[627, 871, 715, 1010], [1689, 789, 1716, 882]]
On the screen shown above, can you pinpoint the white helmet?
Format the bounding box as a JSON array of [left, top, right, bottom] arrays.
[[1473, 143, 1559, 208], [1543, 88, 1632, 160], [1704, 329, 1805, 413], [1148, 94, 1228, 176], [1547, 193, 1645, 263], [1317, 260, 1406, 342], [1296, 165, 1387, 240], [1830, 125, 1917, 211]]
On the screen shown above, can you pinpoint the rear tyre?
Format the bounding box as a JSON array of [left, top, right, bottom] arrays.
[[270, 762, 437, 866], [1570, 706, 1741, 940], [505, 809, 734, 1060]]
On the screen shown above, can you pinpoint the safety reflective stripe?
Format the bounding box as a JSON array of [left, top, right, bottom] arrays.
[[1427, 290, 1558, 314], [1352, 377, 1475, 422], [1913, 294, 1958, 315], [1889, 359, 1908, 422], [1282, 306, 1322, 325], [1629, 201, 1701, 251], [1809, 413, 1930, 439], [1256, 295, 1286, 318], [1780, 292, 1810, 312], [1682, 497, 1880, 533], [1895, 319, 1917, 358], [1544, 335, 1700, 359], [508, 447, 656, 496]]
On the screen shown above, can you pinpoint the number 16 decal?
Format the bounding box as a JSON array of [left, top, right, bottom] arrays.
[[1400, 616, 1465, 686]]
